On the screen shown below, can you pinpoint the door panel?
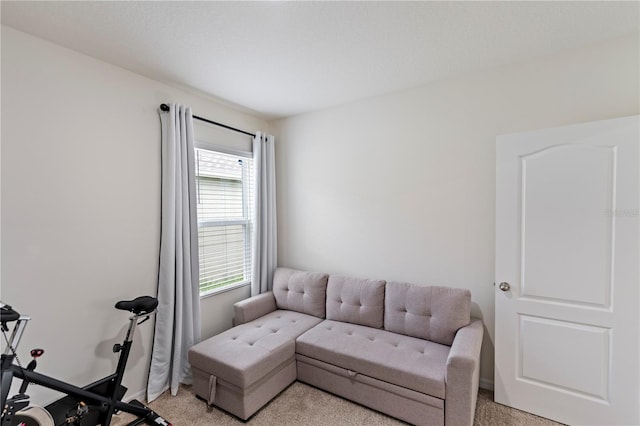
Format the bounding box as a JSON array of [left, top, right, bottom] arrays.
[[495, 115, 639, 425], [519, 315, 610, 400], [521, 145, 615, 307]]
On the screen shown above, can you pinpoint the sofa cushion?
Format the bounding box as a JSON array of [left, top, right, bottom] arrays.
[[188, 310, 322, 388], [326, 275, 386, 328], [273, 268, 329, 318], [296, 320, 450, 398], [384, 282, 471, 346]]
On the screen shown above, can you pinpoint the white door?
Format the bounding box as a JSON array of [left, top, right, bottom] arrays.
[[494, 116, 639, 425]]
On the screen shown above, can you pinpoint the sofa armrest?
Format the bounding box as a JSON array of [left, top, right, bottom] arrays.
[[233, 292, 277, 325], [445, 318, 483, 426]]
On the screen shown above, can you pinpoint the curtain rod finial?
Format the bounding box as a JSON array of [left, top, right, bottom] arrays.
[[160, 103, 170, 112]]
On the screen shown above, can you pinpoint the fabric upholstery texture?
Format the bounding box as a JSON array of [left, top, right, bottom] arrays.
[[188, 310, 322, 388], [445, 319, 484, 426], [190, 269, 483, 426], [296, 354, 445, 426], [192, 358, 297, 420], [326, 275, 386, 328], [384, 281, 471, 345], [272, 268, 329, 318], [296, 319, 450, 398], [233, 292, 277, 325]]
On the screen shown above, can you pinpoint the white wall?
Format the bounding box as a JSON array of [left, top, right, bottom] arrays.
[[273, 34, 639, 388], [0, 26, 266, 404], [3, 22, 638, 404]]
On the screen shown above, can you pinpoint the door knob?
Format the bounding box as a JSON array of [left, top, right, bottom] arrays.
[[499, 282, 511, 292]]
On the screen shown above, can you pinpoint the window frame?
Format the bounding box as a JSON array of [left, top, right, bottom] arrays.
[[194, 141, 254, 298]]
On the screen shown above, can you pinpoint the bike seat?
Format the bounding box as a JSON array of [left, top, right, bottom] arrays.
[[115, 296, 158, 315], [1, 303, 20, 323]]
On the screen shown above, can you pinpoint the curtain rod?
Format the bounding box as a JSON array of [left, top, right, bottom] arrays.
[[159, 103, 256, 138]]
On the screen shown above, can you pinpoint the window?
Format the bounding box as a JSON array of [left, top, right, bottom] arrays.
[[195, 147, 254, 296]]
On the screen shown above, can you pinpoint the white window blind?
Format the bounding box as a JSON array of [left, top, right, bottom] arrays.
[[195, 147, 254, 295]]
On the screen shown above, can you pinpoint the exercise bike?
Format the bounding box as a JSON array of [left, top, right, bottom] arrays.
[[1, 297, 172, 426]]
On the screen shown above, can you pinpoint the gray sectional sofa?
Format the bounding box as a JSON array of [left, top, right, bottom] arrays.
[[188, 268, 483, 426]]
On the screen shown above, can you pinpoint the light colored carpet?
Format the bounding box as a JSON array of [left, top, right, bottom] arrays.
[[112, 382, 563, 426]]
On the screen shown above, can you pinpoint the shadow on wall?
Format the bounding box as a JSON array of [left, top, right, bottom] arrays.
[[471, 301, 495, 390], [94, 322, 146, 372]]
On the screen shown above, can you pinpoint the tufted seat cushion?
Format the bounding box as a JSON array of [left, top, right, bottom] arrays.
[[189, 310, 323, 388], [384, 282, 471, 346], [296, 320, 450, 398], [273, 268, 329, 318], [326, 275, 386, 328]]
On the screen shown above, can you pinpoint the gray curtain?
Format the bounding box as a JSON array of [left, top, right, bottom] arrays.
[[251, 132, 277, 296], [148, 103, 201, 401]]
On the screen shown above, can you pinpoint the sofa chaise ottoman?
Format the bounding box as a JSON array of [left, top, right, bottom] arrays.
[[188, 269, 329, 419], [188, 268, 483, 425]]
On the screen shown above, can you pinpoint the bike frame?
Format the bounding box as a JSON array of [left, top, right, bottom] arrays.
[[1, 308, 169, 426], [1, 313, 31, 415]]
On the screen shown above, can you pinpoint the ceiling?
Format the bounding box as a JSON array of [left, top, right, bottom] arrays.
[[2, 1, 638, 119]]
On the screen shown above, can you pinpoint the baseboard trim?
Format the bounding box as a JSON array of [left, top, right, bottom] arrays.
[[479, 378, 494, 391]]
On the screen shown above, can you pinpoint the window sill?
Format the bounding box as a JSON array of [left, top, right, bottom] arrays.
[[200, 281, 250, 299]]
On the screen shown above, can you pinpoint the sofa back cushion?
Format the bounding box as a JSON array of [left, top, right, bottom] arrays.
[[273, 268, 329, 318], [384, 281, 471, 346], [326, 275, 386, 328]]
